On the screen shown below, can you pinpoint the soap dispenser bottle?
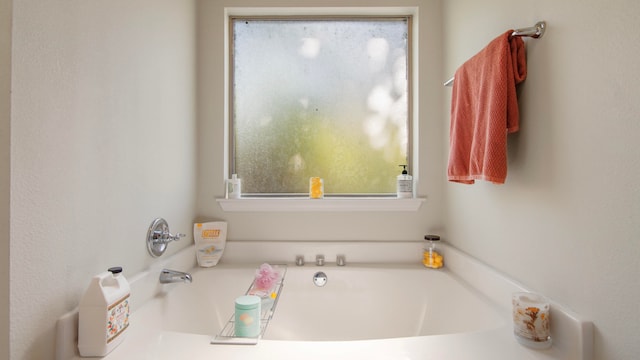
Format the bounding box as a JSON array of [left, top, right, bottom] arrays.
[[397, 165, 413, 198]]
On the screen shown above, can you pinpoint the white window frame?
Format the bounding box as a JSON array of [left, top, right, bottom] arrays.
[[218, 7, 424, 212]]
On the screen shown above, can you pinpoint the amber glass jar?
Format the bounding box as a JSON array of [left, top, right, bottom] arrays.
[[422, 235, 443, 269]]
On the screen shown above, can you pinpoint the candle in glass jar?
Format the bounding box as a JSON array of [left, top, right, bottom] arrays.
[[309, 177, 324, 199]]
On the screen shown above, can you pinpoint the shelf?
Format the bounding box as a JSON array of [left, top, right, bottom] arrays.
[[217, 197, 426, 212], [211, 265, 287, 345]]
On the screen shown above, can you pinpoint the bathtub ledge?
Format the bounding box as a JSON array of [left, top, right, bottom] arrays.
[[58, 241, 593, 360], [98, 324, 569, 360]]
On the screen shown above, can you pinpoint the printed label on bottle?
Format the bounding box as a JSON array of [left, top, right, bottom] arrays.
[[398, 179, 412, 193], [202, 229, 221, 238], [226, 179, 242, 199], [106, 294, 130, 343]]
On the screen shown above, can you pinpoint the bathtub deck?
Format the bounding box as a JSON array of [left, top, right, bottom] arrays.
[[58, 241, 592, 360], [99, 319, 565, 360]]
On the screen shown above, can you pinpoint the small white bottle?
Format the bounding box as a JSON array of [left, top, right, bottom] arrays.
[[397, 165, 413, 198], [226, 174, 242, 199]]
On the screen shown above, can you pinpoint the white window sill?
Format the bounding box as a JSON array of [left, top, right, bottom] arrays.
[[217, 197, 426, 212]]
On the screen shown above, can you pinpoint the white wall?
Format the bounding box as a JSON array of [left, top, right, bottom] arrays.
[[442, 1, 640, 359], [8, 0, 639, 359], [195, 0, 445, 241], [1, 0, 11, 357], [9, 0, 197, 358]]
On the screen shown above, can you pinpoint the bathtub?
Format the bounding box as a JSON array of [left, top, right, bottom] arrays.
[[146, 264, 506, 342], [58, 241, 593, 360]]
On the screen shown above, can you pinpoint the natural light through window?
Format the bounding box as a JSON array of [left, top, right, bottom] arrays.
[[230, 16, 411, 196]]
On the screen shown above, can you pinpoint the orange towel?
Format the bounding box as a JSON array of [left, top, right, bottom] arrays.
[[448, 30, 527, 184]]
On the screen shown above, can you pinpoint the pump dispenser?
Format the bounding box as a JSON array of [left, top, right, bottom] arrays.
[[397, 165, 413, 198]]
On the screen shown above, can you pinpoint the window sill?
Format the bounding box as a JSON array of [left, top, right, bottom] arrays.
[[217, 197, 426, 212]]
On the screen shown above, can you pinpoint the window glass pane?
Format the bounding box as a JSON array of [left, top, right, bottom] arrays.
[[232, 18, 409, 195]]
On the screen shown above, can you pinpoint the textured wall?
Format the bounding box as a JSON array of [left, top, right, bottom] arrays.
[[442, 1, 640, 359], [9, 0, 196, 358], [1, 0, 11, 357]]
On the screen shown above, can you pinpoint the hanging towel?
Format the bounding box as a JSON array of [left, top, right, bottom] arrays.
[[448, 30, 527, 184]]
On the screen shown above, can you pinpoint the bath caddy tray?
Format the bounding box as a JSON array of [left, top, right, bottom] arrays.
[[211, 264, 287, 345]]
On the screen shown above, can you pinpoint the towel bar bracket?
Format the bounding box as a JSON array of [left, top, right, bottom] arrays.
[[512, 21, 545, 39]]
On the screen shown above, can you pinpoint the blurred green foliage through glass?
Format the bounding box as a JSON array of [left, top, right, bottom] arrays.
[[232, 18, 410, 195]]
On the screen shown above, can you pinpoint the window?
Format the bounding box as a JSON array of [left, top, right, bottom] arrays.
[[230, 15, 412, 196]]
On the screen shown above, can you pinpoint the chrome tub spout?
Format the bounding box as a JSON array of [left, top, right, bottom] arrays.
[[159, 269, 193, 284]]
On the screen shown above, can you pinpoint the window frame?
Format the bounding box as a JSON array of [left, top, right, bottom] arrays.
[[221, 7, 423, 211]]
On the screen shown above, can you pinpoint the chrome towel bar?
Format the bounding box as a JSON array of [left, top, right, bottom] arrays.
[[511, 21, 546, 39], [444, 21, 546, 87]]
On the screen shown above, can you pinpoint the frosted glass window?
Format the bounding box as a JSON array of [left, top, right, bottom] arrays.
[[231, 17, 411, 195]]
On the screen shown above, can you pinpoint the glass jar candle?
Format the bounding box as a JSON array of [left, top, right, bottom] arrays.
[[309, 177, 324, 199], [422, 234, 443, 269], [512, 292, 552, 349]]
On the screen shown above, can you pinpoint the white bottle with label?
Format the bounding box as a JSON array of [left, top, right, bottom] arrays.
[[397, 165, 413, 198], [194, 221, 228, 267], [226, 174, 242, 199], [78, 267, 130, 357]]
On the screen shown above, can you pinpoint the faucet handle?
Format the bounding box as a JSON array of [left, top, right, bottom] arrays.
[[169, 232, 186, 242], [147, 218, 185, 257]]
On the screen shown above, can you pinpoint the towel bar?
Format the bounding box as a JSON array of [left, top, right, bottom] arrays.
[[512, 21, 546, 39], [444, 21, 546, 87]]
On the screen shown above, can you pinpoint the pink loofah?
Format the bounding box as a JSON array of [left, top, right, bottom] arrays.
[[254, 263, 279, 291]]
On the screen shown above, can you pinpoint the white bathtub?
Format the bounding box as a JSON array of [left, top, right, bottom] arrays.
[[146, 264, 505, 341], [58, 242, 593, 360]]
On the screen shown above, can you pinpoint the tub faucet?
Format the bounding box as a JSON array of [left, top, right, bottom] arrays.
[[159, 269, 192, 284]]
